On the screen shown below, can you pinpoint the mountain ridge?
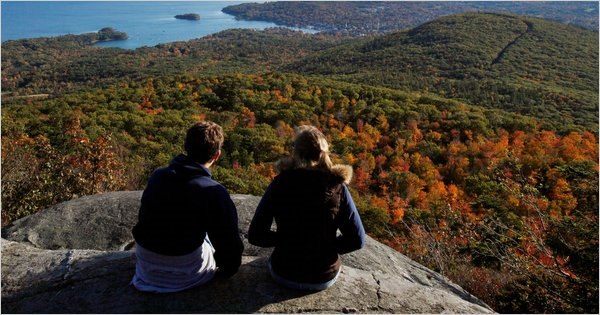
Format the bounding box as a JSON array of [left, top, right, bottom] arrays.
[[2, 13, 596, 132], [284, 12, 598, 130], [2, 13, 596, 131]]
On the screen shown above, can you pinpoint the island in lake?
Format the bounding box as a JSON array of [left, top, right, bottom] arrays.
[[96, 27, 128, 41], [175, 13, 200, 21]]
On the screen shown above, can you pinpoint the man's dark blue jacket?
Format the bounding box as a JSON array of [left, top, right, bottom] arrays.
[[132, 154, 243, 277]]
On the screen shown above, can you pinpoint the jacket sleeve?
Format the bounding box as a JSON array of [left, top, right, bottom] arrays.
[[248, 181, 278, 247], [206, 186, 244, 278], [336, 184, 366, 254]]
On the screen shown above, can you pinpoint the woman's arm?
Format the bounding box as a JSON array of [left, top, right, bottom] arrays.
[[336, 185, 366, 254], [248, 181, 278, 247]]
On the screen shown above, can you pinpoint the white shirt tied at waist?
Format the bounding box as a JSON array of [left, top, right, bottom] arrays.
[[131, 237, 217, 293]]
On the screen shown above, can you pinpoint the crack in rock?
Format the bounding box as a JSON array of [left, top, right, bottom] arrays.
[[341, 306, 359, 313], [61, 250, 75, 280], [371, 273, 382, 310]]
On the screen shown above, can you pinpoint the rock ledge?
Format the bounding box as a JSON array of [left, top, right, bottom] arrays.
[[2, 191, 494, 313]]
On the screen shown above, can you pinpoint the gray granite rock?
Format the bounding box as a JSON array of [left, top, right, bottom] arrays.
[[1, 191, 494, 313], [2, 191, 143, 251]]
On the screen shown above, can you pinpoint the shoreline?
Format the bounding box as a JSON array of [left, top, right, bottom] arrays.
[[2, 3, 319, 50]]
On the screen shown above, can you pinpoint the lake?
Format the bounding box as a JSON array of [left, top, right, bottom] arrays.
[[1, 1, 316, 49]]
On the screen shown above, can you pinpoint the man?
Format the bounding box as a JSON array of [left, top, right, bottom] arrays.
[[131, 121, 243, 293]]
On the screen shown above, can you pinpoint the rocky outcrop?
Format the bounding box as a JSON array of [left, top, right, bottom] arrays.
[[3, 191, 142, 251], [2, 192, 494, 313]]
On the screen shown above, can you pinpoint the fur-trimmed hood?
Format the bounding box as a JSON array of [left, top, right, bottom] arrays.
[[276, 157, 353, 185], [330, 164, 353, 185]]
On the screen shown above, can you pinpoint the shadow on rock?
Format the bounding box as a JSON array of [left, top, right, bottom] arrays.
[[128, 256, 318, 314], [1, 243, 315, 314]]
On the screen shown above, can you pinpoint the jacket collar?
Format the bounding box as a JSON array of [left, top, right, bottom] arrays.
[[169, 154, 212, 178], [276, 156, 353, 185]]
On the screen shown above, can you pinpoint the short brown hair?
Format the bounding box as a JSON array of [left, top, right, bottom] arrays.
[[184, 121, 224, 163]]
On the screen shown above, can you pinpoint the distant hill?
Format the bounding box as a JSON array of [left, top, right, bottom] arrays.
[[1, 28, 346, 96], [284, 13, 599, 131], [2, 13, 597, 132], [223, 1, 599, 34]]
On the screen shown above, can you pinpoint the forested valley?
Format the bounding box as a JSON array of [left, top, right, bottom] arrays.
[[2, 12, 597, 313]]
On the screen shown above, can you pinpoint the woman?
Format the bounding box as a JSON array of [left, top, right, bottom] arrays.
[[248, 125, 365, 290]]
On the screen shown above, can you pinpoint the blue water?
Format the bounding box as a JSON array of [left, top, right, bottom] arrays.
[[1, 1, 316, 49]]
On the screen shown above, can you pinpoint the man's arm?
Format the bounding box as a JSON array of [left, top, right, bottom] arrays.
[[336, 185, 366, 254], [206, 186, 244, 278], [248, 182, 278, 247]]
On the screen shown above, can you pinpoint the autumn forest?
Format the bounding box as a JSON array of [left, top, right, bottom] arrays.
[[1, 9, 598, 313]]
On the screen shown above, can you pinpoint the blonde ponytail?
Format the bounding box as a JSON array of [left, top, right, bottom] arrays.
[[277, 125, 333, 172]]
